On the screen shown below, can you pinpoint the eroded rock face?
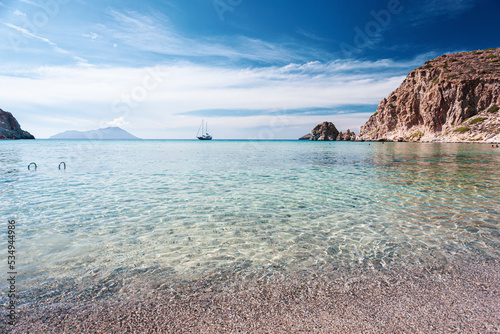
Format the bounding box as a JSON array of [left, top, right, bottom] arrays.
[[358, 48, 500, 142], [311, 121, 339, 141], [0, 108, 35, 139], [337, 129, 356, 141], [300, 122, 356, 141]]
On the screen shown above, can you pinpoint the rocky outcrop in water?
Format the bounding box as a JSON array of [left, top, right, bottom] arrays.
[[298, 133, 313, 140], [337, 129, 356, 141], [358, 48, 500, 142], [299, 121, 339, 141], [299, 122, 356, 141], [0, 108, 35, 139], [311, 121, 339, 141]]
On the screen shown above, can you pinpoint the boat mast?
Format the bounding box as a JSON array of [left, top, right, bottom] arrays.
[[197, 120, 203, 137]]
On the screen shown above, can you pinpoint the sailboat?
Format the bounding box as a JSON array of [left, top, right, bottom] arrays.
[[196, 119, 212, 140]]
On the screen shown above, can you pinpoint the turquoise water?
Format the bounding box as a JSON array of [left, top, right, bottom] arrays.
[[1, 140, 499, 299]]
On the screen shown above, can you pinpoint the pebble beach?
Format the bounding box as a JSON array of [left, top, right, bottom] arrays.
[[5, 261, 499, 333]]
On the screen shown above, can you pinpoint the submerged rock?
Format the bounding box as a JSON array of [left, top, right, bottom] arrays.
[[0, 108, 35, 139]]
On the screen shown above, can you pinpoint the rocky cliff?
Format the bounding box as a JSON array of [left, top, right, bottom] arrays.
[[299, 121, 356, 141], [0, 108, 35, 139], [358, 48, 500, 142]]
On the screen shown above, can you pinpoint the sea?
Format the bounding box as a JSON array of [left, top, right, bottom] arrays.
[[0, 140, 499, 305]]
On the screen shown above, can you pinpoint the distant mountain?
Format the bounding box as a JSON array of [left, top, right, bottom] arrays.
[[0, 108, 35, 139], [49, 127, 140, 140]]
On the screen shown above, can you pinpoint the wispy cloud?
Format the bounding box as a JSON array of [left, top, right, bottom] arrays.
[[295, 28, 332, 43], [103, 10, 237, 58], [105, 117, 129, 127], [422, 0, 477, 16], [99, 10, 322, 64], [4, 23, 59, 46], [13, 10, 26, 16], [408, 0, 479, 26], [0, 54, 428, 138], [178, 105, 379, 117], [83, 32, 99, 40], [18, 0, 43, 8], [3, 23, 88, 64]]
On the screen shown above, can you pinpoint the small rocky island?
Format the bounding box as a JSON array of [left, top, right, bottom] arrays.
[[299, 122, 356, 141], [358, 48, 500, 142], [0, 108, 35, 139]]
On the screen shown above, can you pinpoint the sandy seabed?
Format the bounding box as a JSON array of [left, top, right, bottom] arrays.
[[2, 261, 499, 334]]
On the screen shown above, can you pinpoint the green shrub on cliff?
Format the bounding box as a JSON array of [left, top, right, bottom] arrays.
[[488, 105, 499, 113], [454, 127, 470, 132], [470, 117, 486, 125]]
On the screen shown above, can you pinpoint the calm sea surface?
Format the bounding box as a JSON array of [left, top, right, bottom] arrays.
[[1, 140, 499, 300]]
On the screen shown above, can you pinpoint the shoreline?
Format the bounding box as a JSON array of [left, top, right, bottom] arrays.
[[4, 260, 499, 333], [356, 139, 500, 144], [2, 138, 500, 144]]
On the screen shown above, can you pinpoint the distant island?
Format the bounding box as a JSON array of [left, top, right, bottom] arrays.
[[0, 108, 35, 139], [50, 127, 140, 140]]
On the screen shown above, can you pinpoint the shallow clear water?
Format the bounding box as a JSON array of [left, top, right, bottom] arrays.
[[1, 140, 499, 298]]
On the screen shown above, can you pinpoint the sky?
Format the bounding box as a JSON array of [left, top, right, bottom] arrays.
[[0, 0, 499, 139]]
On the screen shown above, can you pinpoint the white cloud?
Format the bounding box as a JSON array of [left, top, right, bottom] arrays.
[[0, 57, 422, 138], [105, 117, 129, 127], [408, 0, 479, 26], [100, 10, 316, 63], [3, 23, 88, 64], [4, 23, 56, 46], [13, 10, 26, 16], [18, 0, 42, 7], [83, 32, 99, 40], [295, 28, 332, 43]]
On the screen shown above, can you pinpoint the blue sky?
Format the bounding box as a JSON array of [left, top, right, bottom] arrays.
[[0, 0, 498, 139]]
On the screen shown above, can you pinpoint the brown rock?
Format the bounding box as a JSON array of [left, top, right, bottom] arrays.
[[299, 133, 313, 140], [0, 108, 35, 139], [337, 129, 356, 141], [358, 48, 500, 143], [310, 121, 339, 141]]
